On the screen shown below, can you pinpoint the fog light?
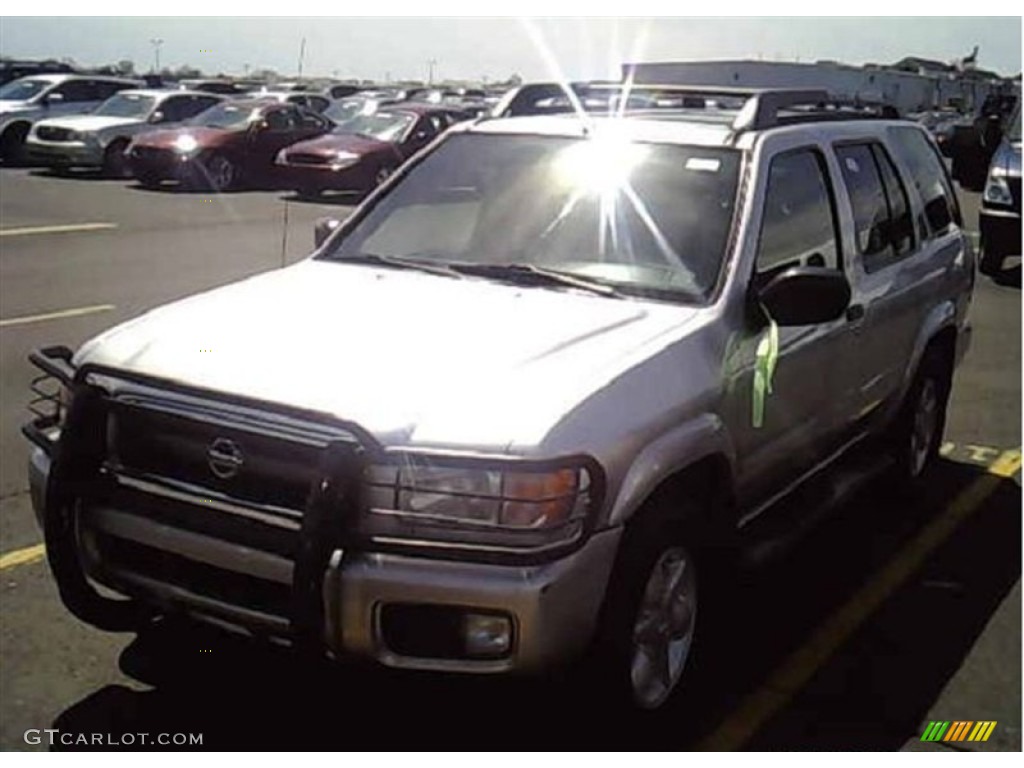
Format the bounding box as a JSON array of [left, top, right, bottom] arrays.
[[463, 613, 512, 658]]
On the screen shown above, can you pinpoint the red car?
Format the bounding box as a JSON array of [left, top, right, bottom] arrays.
[[125, 99, 333, 190], [274, 103, 468, 197]]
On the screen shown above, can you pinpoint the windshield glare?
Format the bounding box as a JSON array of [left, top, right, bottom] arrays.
[[0, 78, 51, 102], [93, 93, 155, 118], [336, 112, 415, 142], [322, 133, 741, 303], [191, 103, 259, 130], [325, 98, 368, 124]]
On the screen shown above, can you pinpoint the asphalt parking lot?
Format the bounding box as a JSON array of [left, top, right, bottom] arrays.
[[0, 167, 1019, 751]]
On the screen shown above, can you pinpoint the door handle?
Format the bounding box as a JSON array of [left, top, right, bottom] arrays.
[[846, 304, 865, 322]]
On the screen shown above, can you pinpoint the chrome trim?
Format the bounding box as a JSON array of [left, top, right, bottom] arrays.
[[368, 534, 582, 556], [85, 505, 295, 584]]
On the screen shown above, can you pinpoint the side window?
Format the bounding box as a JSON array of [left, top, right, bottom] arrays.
[[156, 96, 191, 122], [835, 144, 890, 262], [94, 81, 129, 100], [295, 107, 327, 130], [308, 96, 329, 113], [756, 149, 840, 278], [190, 96, 221, 118], [52, 80, 99, 102], [872, 145, 915, 259], [836, 142, 918, 273], [887, 126, 961, 236], [263, 108, 295, 131]]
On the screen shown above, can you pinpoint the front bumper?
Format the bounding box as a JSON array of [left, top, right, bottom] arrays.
[[24, 348, 618, 674], [979, 205, 1022, 260], [275, 161, 376, 192], [25, 138, 103, 167]]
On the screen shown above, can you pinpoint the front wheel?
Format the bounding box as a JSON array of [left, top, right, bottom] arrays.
[[0, 123, 30, 165], [203, 152, 238, 192], [102, 140, 130, 179], [587, 507, 702, 710]]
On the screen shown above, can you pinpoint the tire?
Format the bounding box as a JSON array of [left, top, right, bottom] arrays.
[[887, 346, 951, 488], [586, 501, 703, 710], [0, 122, 30, 165], [296, 185, 322, 200], [979, 241, 1002, 276], [102, 140, 130, 179], [202, 152, 238, 192], [136, 172, 162, 189]]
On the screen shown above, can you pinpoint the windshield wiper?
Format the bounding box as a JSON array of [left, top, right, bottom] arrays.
[[449, 263, 623, 298], [336, 253, 463, 279]]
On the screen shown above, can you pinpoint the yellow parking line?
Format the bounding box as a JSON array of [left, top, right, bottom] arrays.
[[701, 448, 1021, 751], [0, 223, 117, 237], [0, 543, 45, 571], [0, 303, 115, 328]]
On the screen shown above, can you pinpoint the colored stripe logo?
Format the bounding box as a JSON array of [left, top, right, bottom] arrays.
[[921, 721, 997, 742]]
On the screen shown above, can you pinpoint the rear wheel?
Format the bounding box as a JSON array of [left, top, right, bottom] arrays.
[[102, 140, 130, 179], [888, 346, 951, 487]]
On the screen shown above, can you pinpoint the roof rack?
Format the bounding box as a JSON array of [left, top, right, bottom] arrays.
[[489, 81, 902, 132]]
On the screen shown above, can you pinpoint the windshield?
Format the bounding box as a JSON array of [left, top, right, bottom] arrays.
[[0, 78, 51, 101], [93, 93, 155, 118], [190, 102, 259, 130], [321, 132, 741, 303], [335, 111, 415, 142]]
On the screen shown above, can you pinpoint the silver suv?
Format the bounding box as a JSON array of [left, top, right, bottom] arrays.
[[24, 86, 975, 710]]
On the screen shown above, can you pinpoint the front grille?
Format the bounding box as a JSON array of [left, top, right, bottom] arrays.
[[284, 152, 330, 166], [107, 399, 324, 512], [36, 125, 75, 142], [129, 146, 172, 162]]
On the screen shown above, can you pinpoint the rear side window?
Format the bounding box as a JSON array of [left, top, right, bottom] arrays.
[[835, 142, 916, 272], [756, 148, 840, 277], [887, 126, 961, 236]]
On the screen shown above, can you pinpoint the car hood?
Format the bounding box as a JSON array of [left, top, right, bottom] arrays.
[[131, 126, 233, 148], [285, 132, 392, 158], [36, 114, 142, 133], [75, 259, 703, 452]]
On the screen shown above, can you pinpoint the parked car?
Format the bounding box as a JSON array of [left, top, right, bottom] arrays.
[[0, 60, 75, 87], [125, 99, 333, 191], [979, 103, 1022, 274], [176, 79, 250, 97], [249, 90, 331, 114], [326, 84, 364, 100], [275, 103, 466, 196], [25, 90, 224, 177], [0, 74, 143, 163], [24, 86, 974, 710]]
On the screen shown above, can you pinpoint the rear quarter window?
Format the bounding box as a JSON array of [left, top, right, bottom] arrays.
[[886, 126, 961, 237]]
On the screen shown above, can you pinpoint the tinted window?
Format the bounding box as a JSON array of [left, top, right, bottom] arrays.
[[836, 143, 916, 272], [872, 144, 915, 260], [757, 149, 840, 276], [887, 126, 960, 236], [52, 80, 99, 102], [836, 144, 890, 260], [94, 81, 130, 100], [264, 108, 295, 131]]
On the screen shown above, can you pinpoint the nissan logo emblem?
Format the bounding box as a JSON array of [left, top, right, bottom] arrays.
[[208, 437, 244, 480]]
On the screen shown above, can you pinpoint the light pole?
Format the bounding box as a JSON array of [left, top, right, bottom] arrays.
[[427, 58, 438, 86], [149, 38, 163, 74]]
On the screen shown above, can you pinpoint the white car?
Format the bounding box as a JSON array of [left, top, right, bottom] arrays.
[[26, 89, 224, 177], [0, 74, 142, 163]]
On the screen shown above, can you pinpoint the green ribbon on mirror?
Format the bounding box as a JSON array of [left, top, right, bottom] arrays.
[[752, 311, 779, 429]]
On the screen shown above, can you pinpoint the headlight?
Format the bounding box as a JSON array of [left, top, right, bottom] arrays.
[[173, 134, 199, 154], [331, 151, 359, 171], [361, 454, 600, 557], [983, 174, 1013, 206]]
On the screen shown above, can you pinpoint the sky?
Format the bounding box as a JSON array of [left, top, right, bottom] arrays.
[[0, 16, 1021, 83]]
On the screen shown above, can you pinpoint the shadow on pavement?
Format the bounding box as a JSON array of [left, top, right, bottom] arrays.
[[51, 458, 1020, 750]]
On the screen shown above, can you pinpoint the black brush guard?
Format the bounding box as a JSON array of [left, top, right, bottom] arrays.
[[22, 346, 375, 655]]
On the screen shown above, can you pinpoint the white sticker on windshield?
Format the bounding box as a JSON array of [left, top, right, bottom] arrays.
[[845, 157, 860, 173], [686, 158, 721, 172]]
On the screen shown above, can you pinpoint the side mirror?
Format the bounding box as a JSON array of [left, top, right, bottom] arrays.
[[314, 217, 343, 248], [148, 110, 165, 124], [43, 92, 65, 106], [755, 265, 851, 326], [249, 119, 268, 133]]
